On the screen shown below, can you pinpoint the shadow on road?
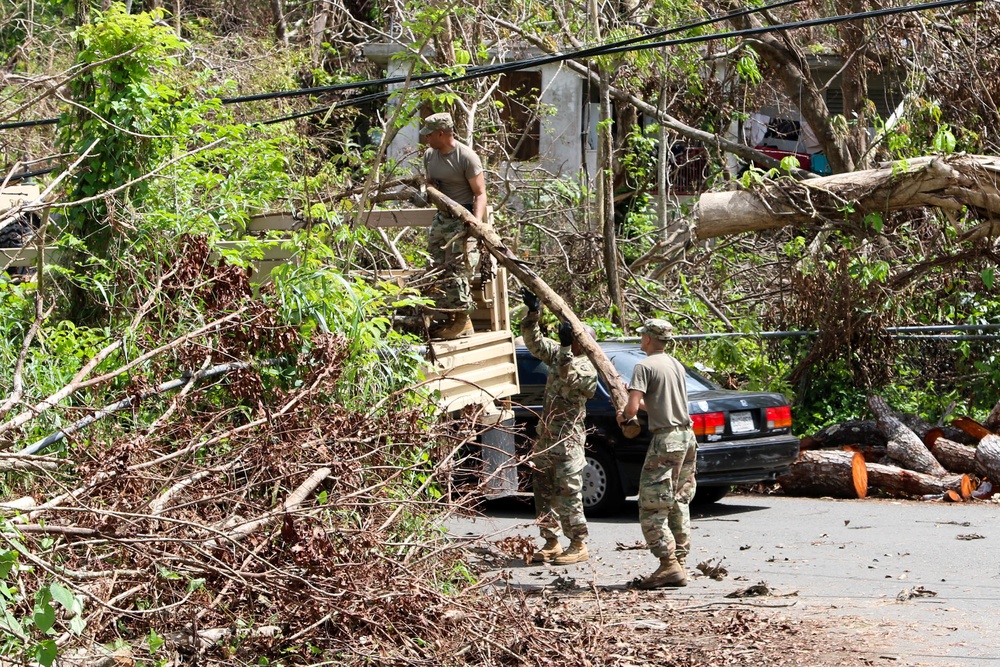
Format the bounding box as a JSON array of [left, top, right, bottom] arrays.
[[478, 494, 773, 522]]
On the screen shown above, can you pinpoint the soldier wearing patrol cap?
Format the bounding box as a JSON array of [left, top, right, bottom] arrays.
[[617, 318, 697, 589], [418, 112, 488, 339]]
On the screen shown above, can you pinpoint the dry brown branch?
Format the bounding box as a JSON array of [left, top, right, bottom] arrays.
[[204, 467, 331, 548]]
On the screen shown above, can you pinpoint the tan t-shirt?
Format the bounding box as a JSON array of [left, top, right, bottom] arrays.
[[424, 141, 483, 208], [628, 351, 692, 431]]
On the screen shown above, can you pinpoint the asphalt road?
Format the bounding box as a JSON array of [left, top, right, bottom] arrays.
[[446, 492, 1000, 666]]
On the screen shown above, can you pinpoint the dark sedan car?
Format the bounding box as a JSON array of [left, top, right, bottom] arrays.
[[513, 342, 800, 515]]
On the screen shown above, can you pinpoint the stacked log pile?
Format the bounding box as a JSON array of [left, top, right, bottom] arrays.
[[779, 395, 1000, 501]]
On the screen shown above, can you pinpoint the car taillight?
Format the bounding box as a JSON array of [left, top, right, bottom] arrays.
[[692, 411, 725, 436], [766, 405, 792, 429]]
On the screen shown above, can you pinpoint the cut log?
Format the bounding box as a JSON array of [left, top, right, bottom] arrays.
[[951, 416, 995, 442], [867, 395, 947, 476], [799, 420, 887, 450], [842, 443, 888, 463], [985, 399, 1000, 434], [974, 434, 1000, 484], [777, 450, 868, 499], [865, 462, 972, 499], [898, 413, 979, 447], [924, 430, 981, 475]]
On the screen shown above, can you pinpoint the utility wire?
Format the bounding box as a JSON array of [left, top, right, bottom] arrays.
[[257, 0, 977, 126], [0, 0, 802, 132], [0, 0, 971, 133]]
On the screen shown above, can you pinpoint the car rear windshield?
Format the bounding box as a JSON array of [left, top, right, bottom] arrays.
[[610, 350, 715, 393]]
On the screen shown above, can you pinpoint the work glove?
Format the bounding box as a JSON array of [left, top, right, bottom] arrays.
[[558, 320, 574, 347], [521, 287, 541, 313]]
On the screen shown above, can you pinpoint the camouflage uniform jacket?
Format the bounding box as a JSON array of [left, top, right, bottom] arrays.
[[522, 313, 598, 465]]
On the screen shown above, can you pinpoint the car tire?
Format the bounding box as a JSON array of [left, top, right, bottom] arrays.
[[692, 485, 730, 505], [581, 443, 625, 516]]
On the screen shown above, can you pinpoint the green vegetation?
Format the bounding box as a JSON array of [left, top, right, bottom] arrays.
[[2, 0, 1000, 663]]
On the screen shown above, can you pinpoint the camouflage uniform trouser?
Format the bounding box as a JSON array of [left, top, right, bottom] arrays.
[[426, 211, 476, 312], [638, 426, 697, 561], [532, 425, 588, 542]]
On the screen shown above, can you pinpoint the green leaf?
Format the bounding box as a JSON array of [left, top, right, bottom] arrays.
[[864, 212, 884, 233], [69, 614, 87, 635], [932, 125, 956, 153], [983, 267, 995, 290], [49, 582, 78, 614], [779, 155, 800, 172], [33, 601, 55, 633], [0, 551, 16, 578], [34, 639, 58, 667], [149, 628, 164, 653]]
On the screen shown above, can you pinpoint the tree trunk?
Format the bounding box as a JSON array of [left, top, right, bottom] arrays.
[[925, 433, 980, 476], [974, 434, 1000, 485], [867, 395, 947, 476], [865, 462, 972, 499], [777, 450, 867, 499], [951, 415, 995, 442], [423, 186, 631, 422], [839, 2, 869, 168], [599, 71, 625, 328], [76, 0, 90, 25], [843, 444, 888, 463], [799, 419, 887, 450], [270, 0, 288, 46], [984, 399, 1000, 434], [903, 414, 981, 447], [694, 155, 1000, 241]]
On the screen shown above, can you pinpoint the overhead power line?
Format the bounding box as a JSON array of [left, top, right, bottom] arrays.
[[0, 0, 801, 132], [258, 0, 978, 126], [2, 0, 970, 134]]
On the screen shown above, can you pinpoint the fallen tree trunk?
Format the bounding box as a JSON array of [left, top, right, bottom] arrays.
[[777, 450, 868, 499], [842, 443, 888, 463], [799, 420, 887, 450], [925, 430, 981, 476], [985, 399, 1000, 434], [899, 413, 980, 447], [425, 186, 630, 420], [695, 154, 1000, 241], [951, 416, 994, 441], [975, 434, 1000, 484], [868, 395, 947, 476], [865, 462, 973, 499]]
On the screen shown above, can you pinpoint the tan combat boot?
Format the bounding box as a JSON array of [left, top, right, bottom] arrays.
[[531, 538, 563, 563], [637, 556, 687, 589], [551, 539, 589, 565], [431, 313, 474, 339]]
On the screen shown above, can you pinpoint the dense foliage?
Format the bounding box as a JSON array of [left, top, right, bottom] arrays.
[[1, 0, 999, 663]]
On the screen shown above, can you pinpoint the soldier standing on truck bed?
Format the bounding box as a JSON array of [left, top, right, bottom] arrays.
[[419, 112, 488, 340], [520, 288, 598, 565]]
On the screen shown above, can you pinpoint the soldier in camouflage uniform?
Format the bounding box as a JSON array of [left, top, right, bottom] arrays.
[[419, 112, 487, 339], [617, 318, 697, 588], [521, 288, 598, 565]]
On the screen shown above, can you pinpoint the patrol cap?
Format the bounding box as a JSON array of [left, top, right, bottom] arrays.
[[419, 112, 454, 135], [637, 318, 673, 342]]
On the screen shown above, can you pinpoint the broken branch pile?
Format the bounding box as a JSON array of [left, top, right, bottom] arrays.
[[780, 394, 1000, 502], [0, 238, 616, 666]]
